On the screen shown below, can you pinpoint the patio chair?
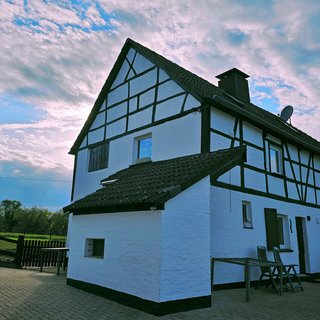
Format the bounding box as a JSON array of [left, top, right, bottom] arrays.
[[255, 246, 280, 294], [273, 247, 304, 292]]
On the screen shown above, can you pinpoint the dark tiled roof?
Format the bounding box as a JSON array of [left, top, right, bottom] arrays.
[[69, 38, 320, 155], [128, 39, 219, 100], [64, 146, 246, 214], [132, 38, 320, 152]]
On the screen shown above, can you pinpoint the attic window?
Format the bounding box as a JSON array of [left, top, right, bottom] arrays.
[[88, 142, 109, 172], [268, 143, 283, 174], [134, 134, 152, 163]]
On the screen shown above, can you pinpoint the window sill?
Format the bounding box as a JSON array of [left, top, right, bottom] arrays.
[[279, 248, 294, 253], [88, 167, 108, 173], [269, 172, 284, 178], [134, 157, 151, 165], [243, 226, 254, 229], [84, 256, 104, 259]]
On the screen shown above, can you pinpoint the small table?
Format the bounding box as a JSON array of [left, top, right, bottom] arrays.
[[211, 257, 283, 302], [40, 247, 69, 276]]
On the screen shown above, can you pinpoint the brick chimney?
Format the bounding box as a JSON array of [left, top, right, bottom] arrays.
[[216, 68, 250, 105]]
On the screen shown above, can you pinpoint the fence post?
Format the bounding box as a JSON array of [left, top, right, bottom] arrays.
[[14, 235, 24, 268]]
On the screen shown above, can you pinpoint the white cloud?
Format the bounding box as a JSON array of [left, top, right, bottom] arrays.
[[0, 0, 320, 207]]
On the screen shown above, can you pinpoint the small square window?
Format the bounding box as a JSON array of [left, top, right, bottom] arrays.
[[88, 142, 109, 172], [269, 143, 282, 174], [85, 238, 105, 258], [134, 134, 152, 162], [242, 201, 253, 228]]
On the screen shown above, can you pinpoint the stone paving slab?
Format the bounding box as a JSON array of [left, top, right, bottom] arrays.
[[0, 267, 319, 320]]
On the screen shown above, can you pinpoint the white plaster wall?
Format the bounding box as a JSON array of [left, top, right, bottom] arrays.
[[286, 143, 299, 162], [68, 177, 211, 303], [306, 188, 316, 204], [246, 146, 264, 169], [160, 177, 211, 302], [267, 175, 286, 197], [127, 108, 153, 131], [244, 168, 266, 192], [210, 186, 320, 284], [210, 132, 230, 151], [300, 150, 310, 166], [88, 127, 104, 145], [285, 161, 294, 179], [211, 107, 235, 135], [67, 211, 162, 302], [152, 112, 201, 161], [73, 112, 201, 200], [73, 149, 109, 200], [210, 106, 319, 206], [154, 95, 185, 121], [243, 121, 263, 147], [287, 182, 300, 200], [217, 166, 241, 186]]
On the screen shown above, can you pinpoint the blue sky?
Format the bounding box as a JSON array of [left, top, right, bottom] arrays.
[[0, 0, 320, 210]]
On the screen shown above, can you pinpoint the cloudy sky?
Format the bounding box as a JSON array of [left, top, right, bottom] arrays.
[[1, 0, 320, 210]]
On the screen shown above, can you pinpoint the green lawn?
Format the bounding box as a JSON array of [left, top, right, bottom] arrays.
[[0, 232, 67, 252], [0, 232, 66, 241]]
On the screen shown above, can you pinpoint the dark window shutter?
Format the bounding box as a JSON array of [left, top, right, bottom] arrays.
[[264, 208, 279, 250]]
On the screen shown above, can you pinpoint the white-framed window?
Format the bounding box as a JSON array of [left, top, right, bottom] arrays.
[[134, 133, 152, 162], [268, 143, 283, 174], [85, 238, 105, 258], [88, 142, 109, 172], [242, 201, 253, 228], [277, 214, 291, 250], [265, 208, 292, 251]]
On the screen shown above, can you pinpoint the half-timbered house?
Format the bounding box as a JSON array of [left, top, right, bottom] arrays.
[[64, 38, 320, 315]]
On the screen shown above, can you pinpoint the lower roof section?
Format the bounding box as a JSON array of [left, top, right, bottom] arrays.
[[63, 146, 246, 215]]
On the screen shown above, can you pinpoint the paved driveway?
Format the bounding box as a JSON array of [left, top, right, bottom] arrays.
[[0, 267, 319, 320]]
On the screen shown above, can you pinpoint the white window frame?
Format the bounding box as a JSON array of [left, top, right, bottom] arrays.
[[268, 142, 283, 174], [242, 201, 253, 229], [277, 214, 291, 250], [133, 133, 152, 163]]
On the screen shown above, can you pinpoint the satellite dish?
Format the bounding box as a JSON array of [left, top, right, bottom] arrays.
[[280, 105, 293, 122]]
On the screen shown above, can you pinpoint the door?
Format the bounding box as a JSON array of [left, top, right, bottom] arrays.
[[295, 217, 305, 274]]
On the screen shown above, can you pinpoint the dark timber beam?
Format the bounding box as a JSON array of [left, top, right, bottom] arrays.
[[201, 104, 211, 153]]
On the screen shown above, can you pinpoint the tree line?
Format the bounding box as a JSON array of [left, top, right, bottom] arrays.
[[0, 200, 68, 236]]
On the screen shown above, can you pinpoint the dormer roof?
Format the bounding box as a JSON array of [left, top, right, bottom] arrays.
[[64, 146, 246, 214]]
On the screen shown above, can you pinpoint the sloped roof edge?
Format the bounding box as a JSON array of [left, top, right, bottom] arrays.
[[69, 39, 132, 155], [69, 38, 213, 155]]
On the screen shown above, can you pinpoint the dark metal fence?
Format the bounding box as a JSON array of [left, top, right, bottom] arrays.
[[22, 239, 66, 267], [0, 235, 67, 268], [0, 235, 24, 267]]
